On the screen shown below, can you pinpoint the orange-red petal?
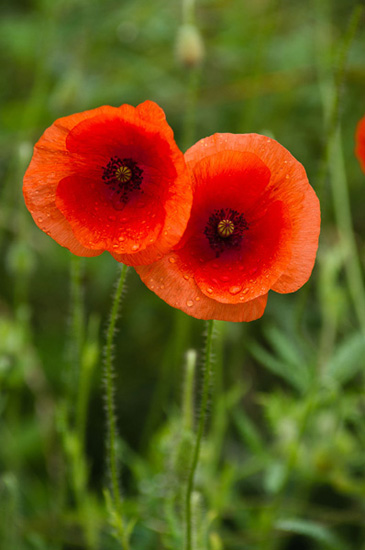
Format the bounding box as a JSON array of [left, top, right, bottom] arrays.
[[355, 115, 365, 174], [137, 133, 320, 321], [186, 134, 320, 295], [135, 252, 268, 322], [23, 102, 192, 264]]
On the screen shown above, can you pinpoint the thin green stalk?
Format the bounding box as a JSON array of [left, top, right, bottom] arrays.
[[316, 3, 364, 201], [103, 263, 130, 549], [184, 319, 215, 550], [181, 67, 201, 152], [69, 255, 85, 405], [314, 2, 365, 332]]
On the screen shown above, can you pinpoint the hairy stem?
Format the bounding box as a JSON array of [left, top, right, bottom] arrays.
[[184, 319, 215, 550], [103, 263, 130, 549]]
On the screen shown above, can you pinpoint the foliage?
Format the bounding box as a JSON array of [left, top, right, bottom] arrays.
[[1, 0, 365, 548]]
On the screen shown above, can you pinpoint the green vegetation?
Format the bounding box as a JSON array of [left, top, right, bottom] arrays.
[[1, 0, 365, 548]]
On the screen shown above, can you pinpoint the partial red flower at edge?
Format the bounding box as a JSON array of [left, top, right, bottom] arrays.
[[136, 133, 321, 322], [355, 115, 365, 173], [23, 101, 192, 266]]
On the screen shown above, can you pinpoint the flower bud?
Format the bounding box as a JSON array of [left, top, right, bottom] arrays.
[[176, 24, 205, 68]]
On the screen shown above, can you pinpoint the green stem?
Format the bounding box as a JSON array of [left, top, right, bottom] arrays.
[[69, 255, 84, 404], [103, 263, 130, 549], [315, 2, 365, 332], [184, 319, 215, 550]]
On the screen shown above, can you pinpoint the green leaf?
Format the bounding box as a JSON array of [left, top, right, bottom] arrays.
[[248, 342, 308, 393], [275, 518, 348, 550], [324, 332, 365, 386]]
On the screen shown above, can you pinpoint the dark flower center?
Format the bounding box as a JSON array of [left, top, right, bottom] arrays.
[[204, 208, 248, 257], [102, 157, 143, 204]]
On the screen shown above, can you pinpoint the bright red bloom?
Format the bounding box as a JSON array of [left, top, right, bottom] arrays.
[[23, 101, 192, 265], [355, 115, 365, 173], [136, 133, 320, 322]]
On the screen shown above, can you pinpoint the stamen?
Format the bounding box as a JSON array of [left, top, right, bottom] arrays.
[[102, 157, 143, 205], [204, 208, 248, 257]]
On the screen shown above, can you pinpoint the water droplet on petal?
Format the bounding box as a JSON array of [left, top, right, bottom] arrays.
[[207, 288, 213, 294], [187, 300, 194, 307], [160, 284, 165, 289], [118, 236, 125, 242], [132, 244, 139, 251], [183, 274, 189, 280], [169, 257, 176, 264], [195, 296, 200, 301], [229, 285, 241, 295], [220, 275, 230, 282]]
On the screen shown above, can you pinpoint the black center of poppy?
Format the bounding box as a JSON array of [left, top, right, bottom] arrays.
[[204, 208, 248, 257], [102, 157, 143, 204]]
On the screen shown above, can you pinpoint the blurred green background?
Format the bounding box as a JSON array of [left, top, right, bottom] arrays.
[[1, 0, 365, 548]]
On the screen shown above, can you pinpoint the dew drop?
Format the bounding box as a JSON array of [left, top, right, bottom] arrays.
[[186, 300, 194, 307], [132, 244, 139, 251], [242, 288, 249, 295], [119, 236, 125, 242], [169, 257, 176, 264], [229, 285, 241, 295], [195, 297, 200, 301], [37, 217, 43, 223], [220, 275, 230, 282], [183, 274, 189, 280], [160, 284, 165, 289], [207, 288, 213, 294]]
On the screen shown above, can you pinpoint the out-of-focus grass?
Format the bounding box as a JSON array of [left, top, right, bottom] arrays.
[[1, 0, 365, 548]]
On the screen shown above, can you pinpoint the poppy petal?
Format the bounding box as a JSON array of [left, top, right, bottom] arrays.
[[135, 253, 268, 322], [355, 115, 365, 174], [23, 102, 192, 264], [186, 133, 320, 294], [138, 132, 320, 321]]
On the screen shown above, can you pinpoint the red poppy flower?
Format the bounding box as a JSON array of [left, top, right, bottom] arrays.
[[23, 101, 192, 265], [136, 133, 320, 322], [355, 115, 365, 173]]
